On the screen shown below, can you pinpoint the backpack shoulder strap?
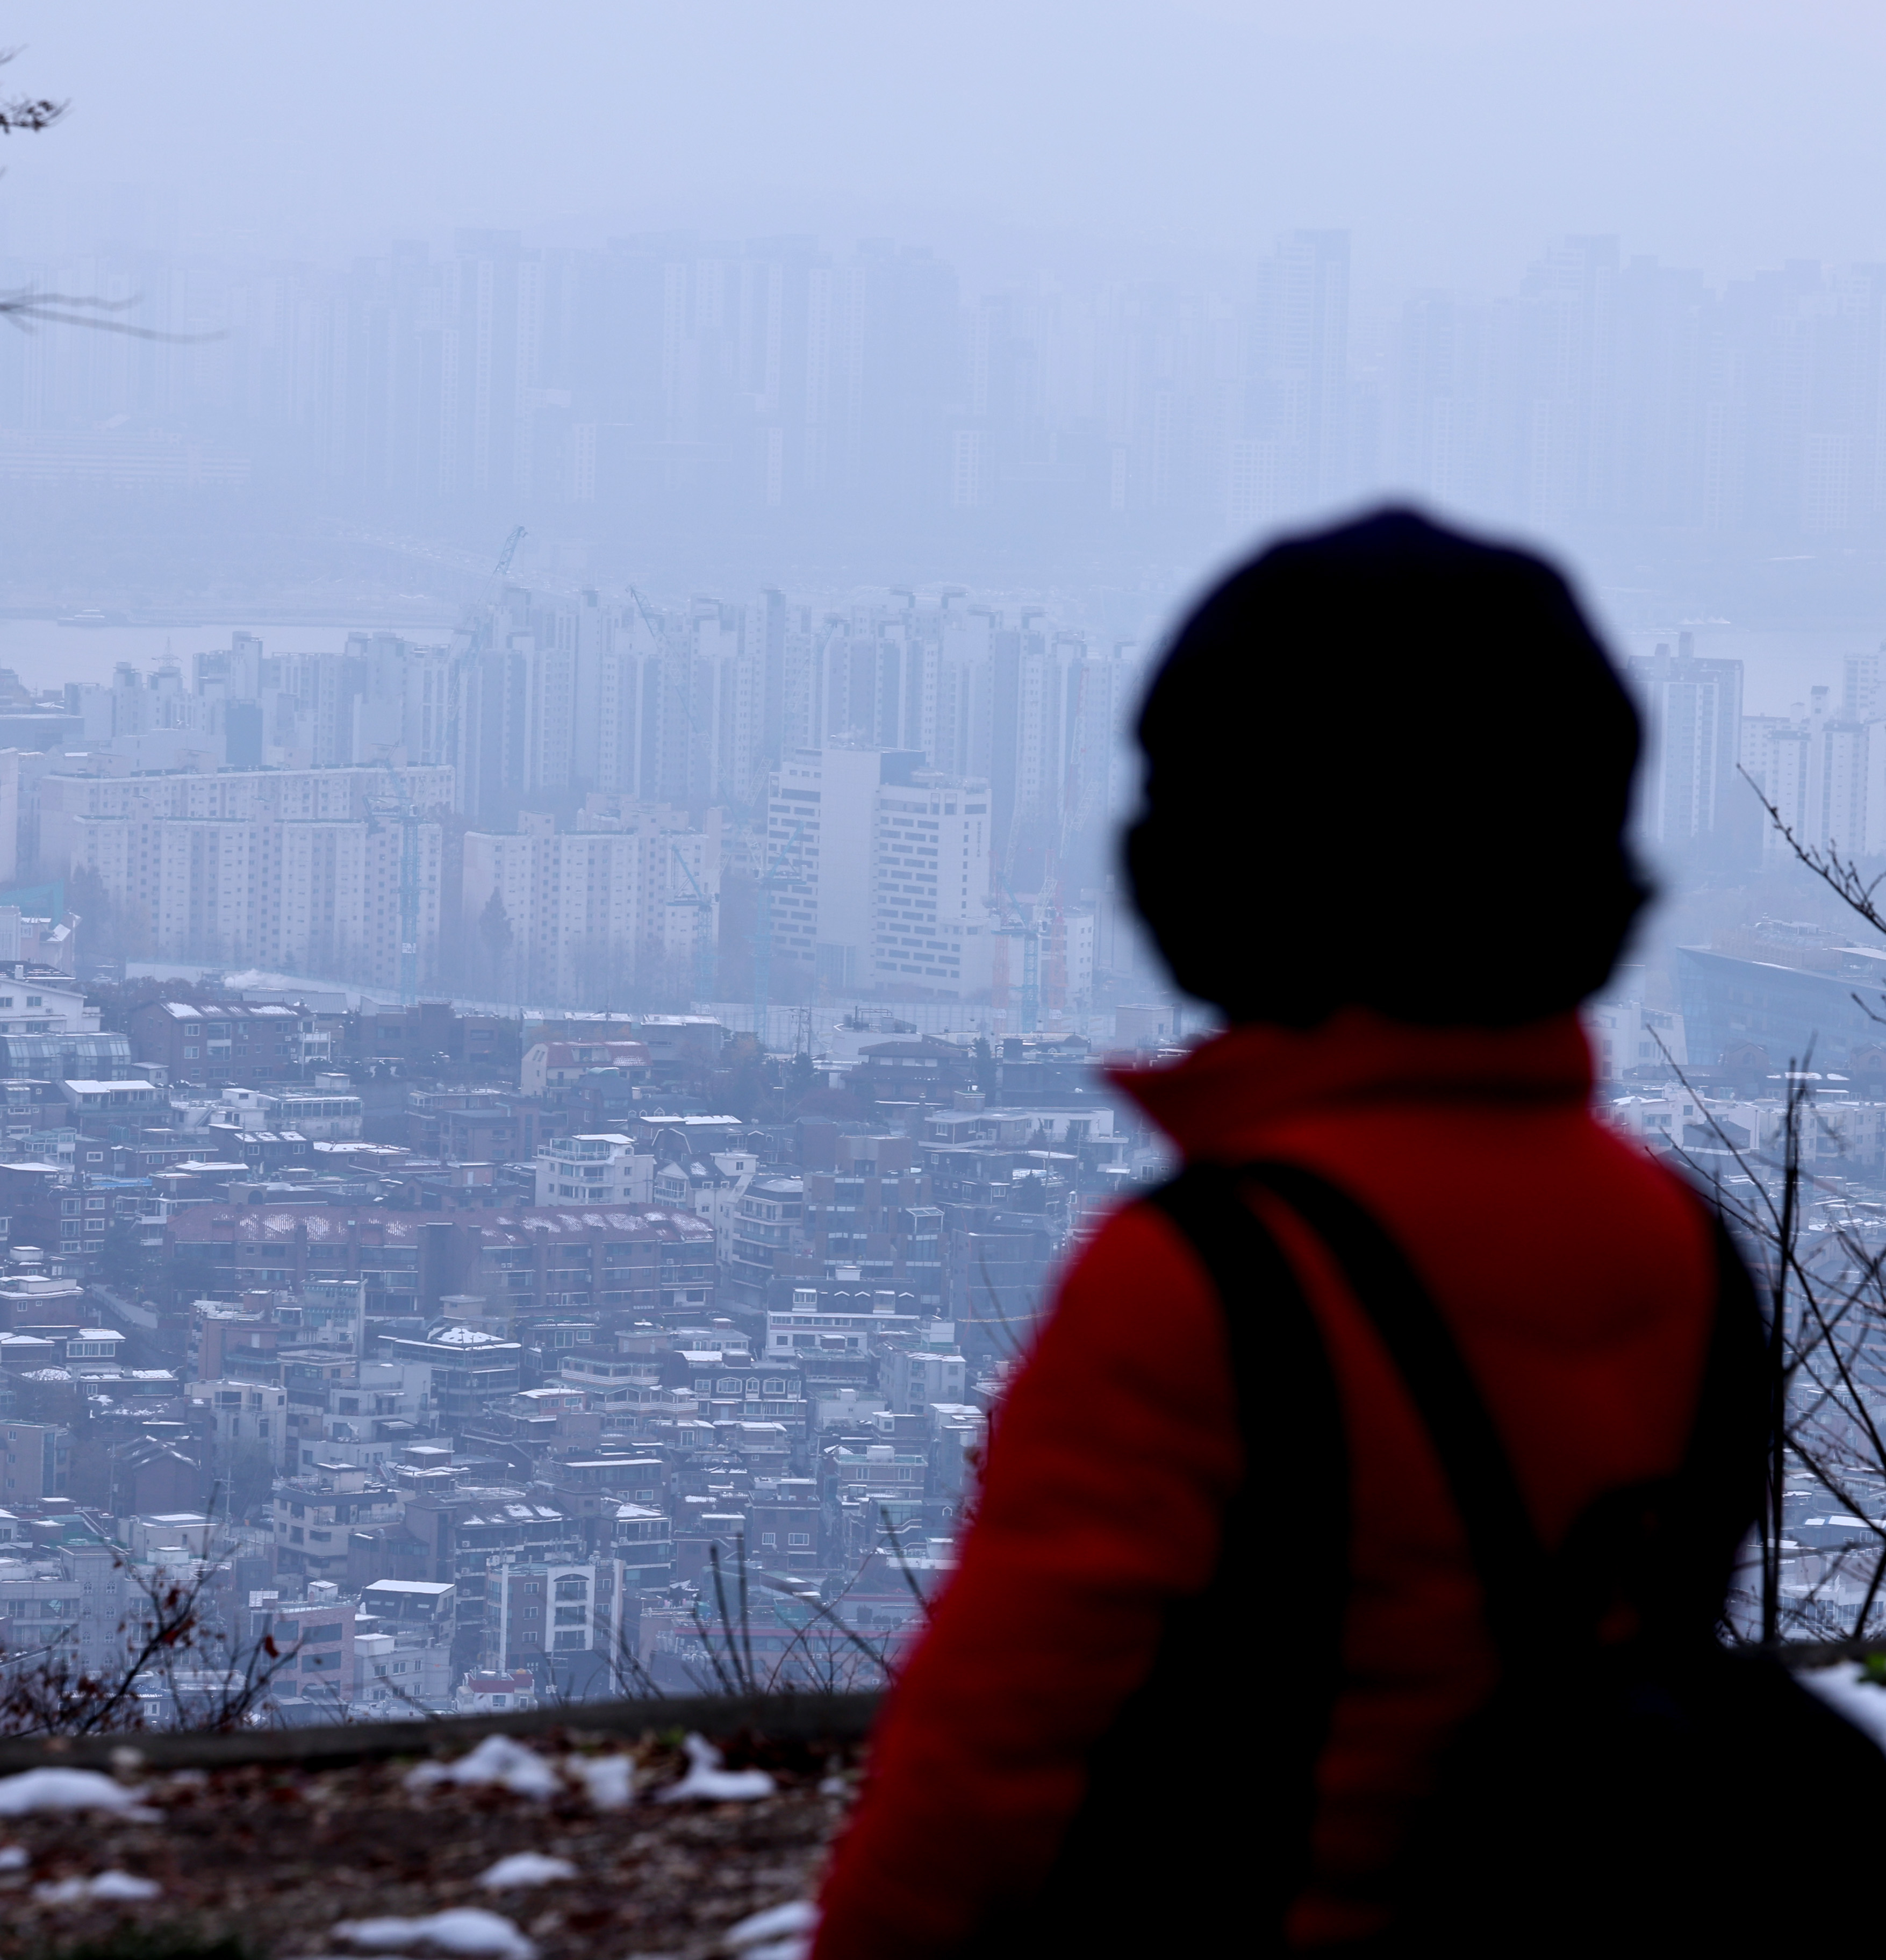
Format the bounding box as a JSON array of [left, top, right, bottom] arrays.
[[1243, 1161, 1763, 1658], [1135, 1163, 1351, 1925], [1242, 1160, 1551, 1654], [1147, 1162, 1347, 1465]]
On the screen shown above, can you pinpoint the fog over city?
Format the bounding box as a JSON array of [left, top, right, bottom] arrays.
[[0, 0, 1874, 1768], [0, 3, 1882, 1086]]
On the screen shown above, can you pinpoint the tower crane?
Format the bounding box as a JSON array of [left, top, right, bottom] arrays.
[[460, 525, 526, 655], [445, 526, 526, 800], [752, 818, 807, 1051], [367, 760, 425, 1006], [993, 865, 1042, 1036], [1041, 657, 1094, 1026], [666, 842, 719, 1007]]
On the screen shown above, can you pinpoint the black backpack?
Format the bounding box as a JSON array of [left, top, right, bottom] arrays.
[[983, 1161, 1886, 1957]]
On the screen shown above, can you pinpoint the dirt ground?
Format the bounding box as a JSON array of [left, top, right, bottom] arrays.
[[0, 1729, 856, 1960]]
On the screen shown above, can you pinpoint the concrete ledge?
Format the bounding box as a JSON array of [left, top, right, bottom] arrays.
[[0, 1689, 883, 1775], [0, 1640, 1842, 1777]]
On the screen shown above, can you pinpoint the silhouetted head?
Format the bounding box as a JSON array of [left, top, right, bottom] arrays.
[[1125, 506, 1646, 1028]]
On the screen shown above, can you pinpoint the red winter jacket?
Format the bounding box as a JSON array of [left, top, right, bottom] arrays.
[[812, 1010, 1720, 1956]]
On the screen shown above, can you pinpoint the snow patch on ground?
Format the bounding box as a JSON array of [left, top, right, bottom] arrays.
[[477, 1854, 576, 1891], [0, 1768, 149, 1816], [406, 1737, 639, 1808], [35, 1871, 161, 1904], [407, 1738, 561, 1801], [654, 1735, 776, 1804], [726, 1898, 818, 1960], [1797, 1660, 1886, 1749], [563, 1752, 634, 1808], [333, 1907, 536, 1959]]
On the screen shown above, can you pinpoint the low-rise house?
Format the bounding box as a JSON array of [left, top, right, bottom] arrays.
[[189, 1378, 289, 1468], [653, 1150, 757, 1263], [454, 1666, 537, 1714], [128, 1000, 317, 1088], [609, 1503, 674, 1582], [535, 1134, 653, 1208], [726, 1175, 807, 1303], [487, 1556, 628, 1688], [521, 1040, 651, 1097]]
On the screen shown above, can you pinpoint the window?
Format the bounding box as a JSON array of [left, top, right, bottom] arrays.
[[554, 1605, 586, 1625], [787, 1532, 812, 1547], [761, 1531, 778, 1548]]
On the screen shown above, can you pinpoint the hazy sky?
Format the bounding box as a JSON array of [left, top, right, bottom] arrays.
[[6, 2, 1886, 290]]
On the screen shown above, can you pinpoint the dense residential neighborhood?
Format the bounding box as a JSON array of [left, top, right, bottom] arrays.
[[0, 936, 1857, 1712], [0, 971, 1173, 1715]]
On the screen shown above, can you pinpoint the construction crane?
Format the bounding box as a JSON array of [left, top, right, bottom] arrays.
[[458, 525, 526, 655], [630, 586, 726, 807], [752, 818, 808, 1053], [369, 760, 425, 1007], [444, 526, 526, 797], [993, 866, 1042, 1036], [1039, 657, 1094, 1027], [666, 843, 718, 1007]]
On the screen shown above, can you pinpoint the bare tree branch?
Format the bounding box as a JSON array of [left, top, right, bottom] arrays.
[[0, 49, 66, 137], [1740, 762, 1886, 937], [0, 291, 224, 342]]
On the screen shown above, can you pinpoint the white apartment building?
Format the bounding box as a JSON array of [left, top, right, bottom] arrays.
[[769, 745, 998, 997], [766, 745, 880, 990], [883, 1335, 969, 1414], [204, 1084, 364, 1140], [652, 1148, 758, 1261], [0, 981, 99, 1038], [1625, 639, 1745, 848], [48, 764, 449, 985], [870, 769, 995, 997], [462, 804, 719, 1003], [489, 1557, 630, 1672], [1738, 660, 1886, 866], [1582, 1000, 1686, 1079], [39, 763, 453, 869], [189, 1378, 290, 1469], [535, 1134, 655, 1207]]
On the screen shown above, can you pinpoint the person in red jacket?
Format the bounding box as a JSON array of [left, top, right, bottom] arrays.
[[811, 510, 1755, 1956]]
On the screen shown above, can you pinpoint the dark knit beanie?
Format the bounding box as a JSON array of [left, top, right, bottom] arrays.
[[1125, 506, 1647, 1027]]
